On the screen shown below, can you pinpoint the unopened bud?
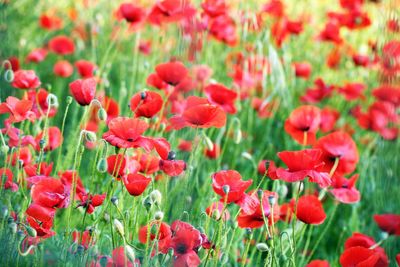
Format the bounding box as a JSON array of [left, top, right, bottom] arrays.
[[256, 242, 269, 252], [257, 189, 264, 199], [97, 108, 107, 121], [77, 244, 85, 254], [211, 209, 221, 220], [113, 219, 125, 237], [111, 196, 118, 206], [25, 225, 37, 237], [97, 158, 108, 173], [154, 211, 164, 221], [84, 131, 97, 142], [39, 139, 46, 149], [9, 222, 17, 233], [125, 245, 135, 262], [142, 196, 152, 210], [241, 152, 253, 161], [104, 213, 110, 222], [4, 69, 14, 82], [0, 145, 9, 155], [203, 135, 214, 151], [268, 195, 276, 205], [149, 190, 162, 205], [66, 96, 73, 104]]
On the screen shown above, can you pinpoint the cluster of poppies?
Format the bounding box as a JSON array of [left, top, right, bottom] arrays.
[[1, 0, 399, 266]]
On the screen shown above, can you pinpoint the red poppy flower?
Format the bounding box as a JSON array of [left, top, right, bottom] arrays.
[[372, 85, 400, 107], [205, 202, 230, 221], [352, 54, 370, 67], [276, 149, 331, 188], [69, 78, 96, 106], [279, 200, 295, 222], [53, 60, 73, 78], [35, 126, 63, 152], [295, 195, 326, 225], [201, 0, 227, 17], [109, 247, 135, 267], [381, 40, 400, 76], [330, 174, 360, 204], [306, 260, 330, 267], [208, 15, 238, 46], [39, 13, 63, 30], [75, 60, 97, 78], [9, 147, 32, 166], [138, 221, 172, 254], [26, 203, 56, 223], [148, 0, 196, 25], [30, 176, 69, 208], [132, 153, 160, 174], [251, 98, 279, 119], [344, 232, 376, 249], [26, 216, 54, 239], [258, 160, 279, 180], [320, 107, 340, 133], [205, 143, 221, 159], [396, 254, 400, 266], [301, 78, 334, 103], [6, 56, 20, 71], [212, 170, 252, 203], [338, 82, 365, 101], [119, 3, 146, 25], [178, 139, 192, 152], [123, 173, 151, 196], [26, 88, 58, 118], [146, 73, 168, 90], [0, 168, 18, 192], [0, 96, 35, 123], [204, 83, 238, 114], [72, 230, 94, 249], [59, 170, 86, 199], [24, 162, 53, 177], [262, 0, 285, 18], [373, 214, 400, 236], [314, 131, 359, 175], [237, 190, 280, 228], [284, 105, 321, 145], [318, 21, 342, 44], [170, 220, 202, 267], [26, 48, 48, 63], [155, 61, 188, 86], [340, 246, 388, 267], [159, 159, 186, 176], [77, 193, 106, 214], [130, 91, 163, 118], [107, 154, 128, 178], [103, 117, 154, 150], [169, 96, 226, 130], [294, 62, 312, 79], [48, 35, 75, 55], [11, 70, 41, 90]]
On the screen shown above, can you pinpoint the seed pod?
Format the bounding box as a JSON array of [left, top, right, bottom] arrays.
[[46, 94, 59, 108], [97, 108, 107, 121], [154, 211, 164, 221], [256, 243, 269, 252], [66, 96, 73, 104]]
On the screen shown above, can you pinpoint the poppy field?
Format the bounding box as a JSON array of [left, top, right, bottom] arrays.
[[1, 0, 400, 266]]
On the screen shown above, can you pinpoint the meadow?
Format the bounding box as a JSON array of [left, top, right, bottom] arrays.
[[0, 0, 399, 266]]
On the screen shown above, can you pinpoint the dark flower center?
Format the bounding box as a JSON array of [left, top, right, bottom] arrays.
[[176, 243, 187, 254]]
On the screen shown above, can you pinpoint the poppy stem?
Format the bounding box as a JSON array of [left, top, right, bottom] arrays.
[[55, 98, 72, 170], [329, 157, 340, 177]]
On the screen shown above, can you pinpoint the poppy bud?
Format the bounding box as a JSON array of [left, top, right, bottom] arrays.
[[104, 213, 110, 222], [277, 184, 288, 198], [232, 118, 242, 144], [99, 256, 108, 266], [125, 245, 135, 262], [0, 145, 9, 155], [9, 222, 17, 233], [46, 93, 59, 108], [211, 209, 221, 220], [279, 255, 287, 262], [4, 69, 14, 82], [113, 219, 125, 237], [241, 152, 253, 161], [380, 231, 389, 240], [268, 195, 276, 205], [18, 159, 24, 168], [149, 190, 162, 205], [84, 131, 97, 142], [111, 196, 118, 206], [154, 211, 164, 221], [142, 196, 152, 211], [39, 139, 45, 149], [202, 134, 214, 151], [66, 96, 73, 104], [257, 189, 263, 199], [256, 243, 269, 252], [167, 151, 176, 160], [97, 158, 108, 173], [0, 206, 8, 219], [222, 185, 230, 194], [77, 245, 85, 254], [245, 228, 252, 236], [17, 230, 25, 239], [25, 225, 37, 237], [97, 108, 107, 121], [221, 253, 229, 264]]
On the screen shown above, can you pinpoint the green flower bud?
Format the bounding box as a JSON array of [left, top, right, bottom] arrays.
[[97, 108, 107, 121], [97, 158, 108, 173], [256, 243, 269, 252]]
